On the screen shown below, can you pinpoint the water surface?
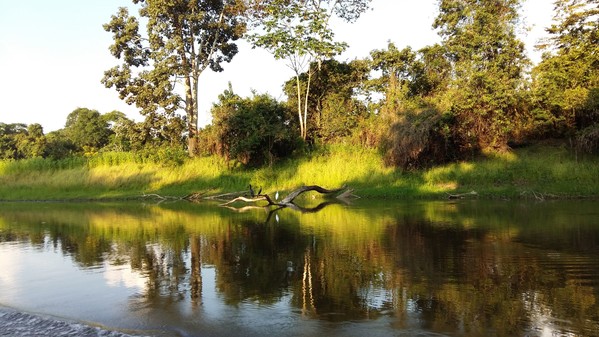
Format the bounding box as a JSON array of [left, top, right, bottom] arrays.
[[1, 199, 598, 336]]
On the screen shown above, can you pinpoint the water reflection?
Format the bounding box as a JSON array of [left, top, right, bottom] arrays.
[[0, 200, 598, 336]]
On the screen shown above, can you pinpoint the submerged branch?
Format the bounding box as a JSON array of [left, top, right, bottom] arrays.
[[447, 191, 478, 200], [220, 195, 269, 206], [218, 185, 355, 210]]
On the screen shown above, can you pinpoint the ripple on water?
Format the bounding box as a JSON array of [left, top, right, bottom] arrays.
[[0, 308, 151, 337]]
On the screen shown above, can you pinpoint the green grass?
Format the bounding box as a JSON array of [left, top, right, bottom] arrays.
[[1, 142, 598, 201]]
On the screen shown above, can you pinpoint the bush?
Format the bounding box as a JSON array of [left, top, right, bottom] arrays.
[[202, 87, 300, 167], [576, 125, 599, 154], [380, 108, 457, 170]]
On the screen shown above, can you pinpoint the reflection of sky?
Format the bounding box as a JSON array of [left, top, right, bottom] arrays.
[[103, 262, 146, 290], [523, 291, 575, 337], [0, 236, 146, 329], [0, 244, 21, 302]]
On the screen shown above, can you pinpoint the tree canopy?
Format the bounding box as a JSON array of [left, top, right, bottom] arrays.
[[4, 0, 599, 168], [102, 0, 247, 155], [532, 0, 599, 151], [433, 0, 529, 151], [248, 0, 371, 140]]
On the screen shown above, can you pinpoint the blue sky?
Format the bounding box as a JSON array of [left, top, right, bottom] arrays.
[[0, 0, 554, 133]]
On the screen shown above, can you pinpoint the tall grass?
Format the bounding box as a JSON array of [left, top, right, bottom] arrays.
[[0, 142, 598, 201]]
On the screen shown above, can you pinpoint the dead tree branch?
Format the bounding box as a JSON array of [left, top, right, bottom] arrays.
[[218, 185, 354, 209], [447, 190, 478, 200]]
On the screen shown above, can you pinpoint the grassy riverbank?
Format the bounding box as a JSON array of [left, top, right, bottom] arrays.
[[1, 141, 598, 201]]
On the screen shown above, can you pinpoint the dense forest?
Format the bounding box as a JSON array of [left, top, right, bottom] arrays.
[[1, 0, 598, 170]]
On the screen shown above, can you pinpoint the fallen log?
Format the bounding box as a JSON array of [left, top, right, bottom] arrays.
[[218, 185, 354, 208], [447, 190, 478, 200], [278, 185, 345, 204], [220, 195, 269, 206]]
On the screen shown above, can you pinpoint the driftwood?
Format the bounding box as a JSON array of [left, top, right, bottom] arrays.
[[203, 190, 248, 201], [136, 186, 359, 214], [219, 185, 356, 208], [447, 190, 478, 200]]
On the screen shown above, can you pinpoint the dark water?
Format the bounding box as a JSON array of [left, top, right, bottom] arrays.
[[0, 199, 598, 337]]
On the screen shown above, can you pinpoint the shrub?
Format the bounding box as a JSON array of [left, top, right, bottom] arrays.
[[380, 108, 457, 170], [203, 87, 300, 167]]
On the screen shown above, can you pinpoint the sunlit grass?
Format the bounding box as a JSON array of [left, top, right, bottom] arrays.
[[0, 141, 598, 201]]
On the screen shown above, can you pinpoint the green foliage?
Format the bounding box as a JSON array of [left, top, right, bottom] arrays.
[[248, 0, 371, 140], [380, 108, 458, 170], [532, 0, 599, 151], [43, 130, 77, 160], [2, 142, 598, 201], [64, 108, 112, 151], [0, 123, 47, 160], [576, 124, 599, 154], [283, 59, 370, 142], [433, 0, 529, 150], [0, 123, 24, 159], [366, 42, 457, 167], [203, 85, 299, 166], [89, 146, 188, 167], [103, 0, 247, 155]]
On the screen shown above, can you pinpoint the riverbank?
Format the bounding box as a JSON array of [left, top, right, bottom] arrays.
[[1, 141, 598, 201], [0, 307, 153, 337]]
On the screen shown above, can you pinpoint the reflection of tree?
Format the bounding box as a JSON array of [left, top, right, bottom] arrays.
[[301, 248, 315, 317], [206, 219, 303, 304], [1, 201, 599, 335], [190, 235, 202, 307]]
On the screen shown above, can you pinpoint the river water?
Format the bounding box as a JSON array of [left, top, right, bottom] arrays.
[[0, 199, 598, 336]]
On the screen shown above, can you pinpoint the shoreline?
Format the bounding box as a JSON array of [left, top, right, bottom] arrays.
[[1, 189, 598, 203], [0, 306, 154, 337], [1, 143, 598, 202]]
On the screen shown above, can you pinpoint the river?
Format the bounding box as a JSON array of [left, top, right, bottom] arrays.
[[0, 199, 598, 336]]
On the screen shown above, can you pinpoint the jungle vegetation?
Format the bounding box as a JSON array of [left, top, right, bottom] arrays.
[[1, 0, 597, 191]]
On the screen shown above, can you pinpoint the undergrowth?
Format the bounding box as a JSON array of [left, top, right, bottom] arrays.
[[0, 142, 597, 201]]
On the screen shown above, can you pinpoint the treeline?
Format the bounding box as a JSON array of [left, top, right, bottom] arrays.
[[2, 0, 598, 169], [1, 108, 186, 162], [207, 0, 599, 169]]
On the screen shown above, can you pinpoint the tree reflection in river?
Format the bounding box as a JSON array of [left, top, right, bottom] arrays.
[[0, 200, 598, 336]]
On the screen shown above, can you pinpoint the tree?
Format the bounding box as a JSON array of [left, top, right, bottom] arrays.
[[206, 84, 298, 166], [532, 0, 599, 151], [14, 124, 46, 158], [369, 43, 420, 117], [103, 0, 247, 156], [366, 42, 456, 168], [63, 108, 112, 152], [0, 123, 26, 159], [283, 59, 369, 142], [43, 131, 78, 160], [248, 0, 371, 140], [433, 0, 529, 151]]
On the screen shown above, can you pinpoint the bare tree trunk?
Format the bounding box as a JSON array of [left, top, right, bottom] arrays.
[[185, 75, 198, 156], [295, 74, 305, 139], [303, 68, 312, 140]]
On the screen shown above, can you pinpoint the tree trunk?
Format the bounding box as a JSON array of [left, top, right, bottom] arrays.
[[295, 74, 305, 139], [185, 75, 197, 156], [303, 68, 312, 140]]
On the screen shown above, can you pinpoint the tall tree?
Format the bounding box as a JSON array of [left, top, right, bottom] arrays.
[[248, 0, 371, 140], [103, 0, 247, 155], [532, 0, 599, 146], [433, 0, 529, 151]]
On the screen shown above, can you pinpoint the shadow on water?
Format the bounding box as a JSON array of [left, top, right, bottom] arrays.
[[0, 199, 598, 336]]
